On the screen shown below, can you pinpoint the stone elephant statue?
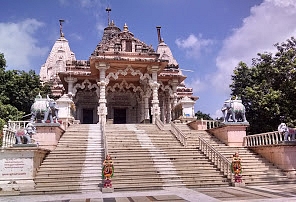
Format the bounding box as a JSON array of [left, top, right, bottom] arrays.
[[30, 94, 59, 123], [278, 123, 296, 141], [14, 122, 36, 144], [221, 98, 247, 122]]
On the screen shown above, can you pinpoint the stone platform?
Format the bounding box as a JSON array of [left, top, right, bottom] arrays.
[[1, 185, 296, 202]]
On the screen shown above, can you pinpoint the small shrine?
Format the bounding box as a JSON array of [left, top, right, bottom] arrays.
[[102, 154, 114, 192], [231, 152, 245, 186]]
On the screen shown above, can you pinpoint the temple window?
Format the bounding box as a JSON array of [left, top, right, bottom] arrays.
[[115, 43, 122, 51], [135, 45, 142, 52], [126, 41, 132, 52]]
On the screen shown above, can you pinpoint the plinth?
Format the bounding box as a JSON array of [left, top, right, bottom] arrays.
[[33, 123, 64, 151], [208, 122, 249, 146], [102, 187, 114, 193], [0, 147, 49, 194]]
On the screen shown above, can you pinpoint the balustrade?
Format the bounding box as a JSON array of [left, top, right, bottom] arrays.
[[198, 136, 233, 181], [2, 121, 30, 148], [2, 125, 15, 148], [170, 122, 187, 147], [244, 131, 285, 147], [155, 117, 164, 130], [203, 120, 220, 129]]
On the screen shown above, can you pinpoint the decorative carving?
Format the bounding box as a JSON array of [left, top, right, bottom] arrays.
[[106, 80, 144, 95], [159, 81, 173, 95], [106, 66, 151, 82], [73, 79, 100, 98]]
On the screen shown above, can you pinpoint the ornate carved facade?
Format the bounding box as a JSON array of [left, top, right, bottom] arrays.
[[40, 20, 198, 124]]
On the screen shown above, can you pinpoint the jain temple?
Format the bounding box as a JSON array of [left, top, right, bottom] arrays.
[[39, 19, 198, 125], [1, 10, 296, 199]]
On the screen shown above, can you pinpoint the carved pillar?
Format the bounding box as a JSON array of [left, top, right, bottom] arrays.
[[149, 68, 160, 124], [170, 79, 179, 121], [64, 77, 77, 96], [96, 62, 109, 124], [144, 95, 150, 122], [167, 96, 172, 123], [139, 99, 145, 122]]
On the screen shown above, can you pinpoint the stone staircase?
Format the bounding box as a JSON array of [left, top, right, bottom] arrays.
[[106, 124, 230, 191], [175, 123, 295, 186], [19, 122, 296, 195], [23, 124, 104, 194]]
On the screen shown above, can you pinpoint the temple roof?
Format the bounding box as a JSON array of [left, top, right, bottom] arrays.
[[92, 21, 155, 55]]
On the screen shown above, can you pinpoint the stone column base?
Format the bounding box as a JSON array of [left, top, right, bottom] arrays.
[[232, 182, 246, 187], [102, 187, 114, 193]]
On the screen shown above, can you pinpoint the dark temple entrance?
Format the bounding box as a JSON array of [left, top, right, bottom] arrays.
[[114, 108, 126, 124], [83, 108, 94, 124]]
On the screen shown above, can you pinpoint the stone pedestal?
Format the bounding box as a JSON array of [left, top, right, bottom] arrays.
[[33, 123, 64, 151], [232, 182, 246, 187], [208, 123, 249, 147], [0, 147, 49, 194], [56, 94, 75, 130], [102, 187, 114, 193]]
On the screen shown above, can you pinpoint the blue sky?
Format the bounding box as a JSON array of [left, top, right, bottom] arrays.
[[1, 0, 296, 118]]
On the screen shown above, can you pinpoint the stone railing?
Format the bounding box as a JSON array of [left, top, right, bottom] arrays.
[[244, 131, 284, 147], [203, 120, 221, 129], [155, 117, 164, 130], [188, 119, 221, 131], [2, 125, 15, 148], [2, 121, 31, 148], [101, 121, 108, 158], [170, 122, 187, 147], [198, 136, 233, 181], [8, 120, 29, 131]]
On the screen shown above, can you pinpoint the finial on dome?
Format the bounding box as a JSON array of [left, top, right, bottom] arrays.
[[156, 26, 164, 44], [106, 7, 111, 26], [123, 23, 128, 32], [59, 19, 65, 37]]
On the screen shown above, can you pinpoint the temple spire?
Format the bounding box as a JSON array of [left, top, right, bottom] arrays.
[[59, 19, 65, 37], [106, 7, 111, 26]]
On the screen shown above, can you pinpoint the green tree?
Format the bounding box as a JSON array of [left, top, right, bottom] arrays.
[[0, 69, 51, 114], [195, 110, 213, 120], [0, 53, 51, 130], [230, 37, 296, 134]]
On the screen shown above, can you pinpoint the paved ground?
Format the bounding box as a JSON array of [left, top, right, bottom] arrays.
[[1, 185, 296, 202]]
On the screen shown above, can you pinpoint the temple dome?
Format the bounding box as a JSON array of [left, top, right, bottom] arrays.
[[40, 35, 76, 82], [157, 40, 178, 67]]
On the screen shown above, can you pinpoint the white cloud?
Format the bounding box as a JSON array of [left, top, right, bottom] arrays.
[[0, 19, 48, 70], [70, 33, 83, 41], [211, 0, 296, 95], [175, 34, 214, 58], [185, 77, 206, 94], [211, 109, 223, 120]]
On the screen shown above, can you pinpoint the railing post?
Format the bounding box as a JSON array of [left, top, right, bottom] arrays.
[[2, 125, 7, 148]]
